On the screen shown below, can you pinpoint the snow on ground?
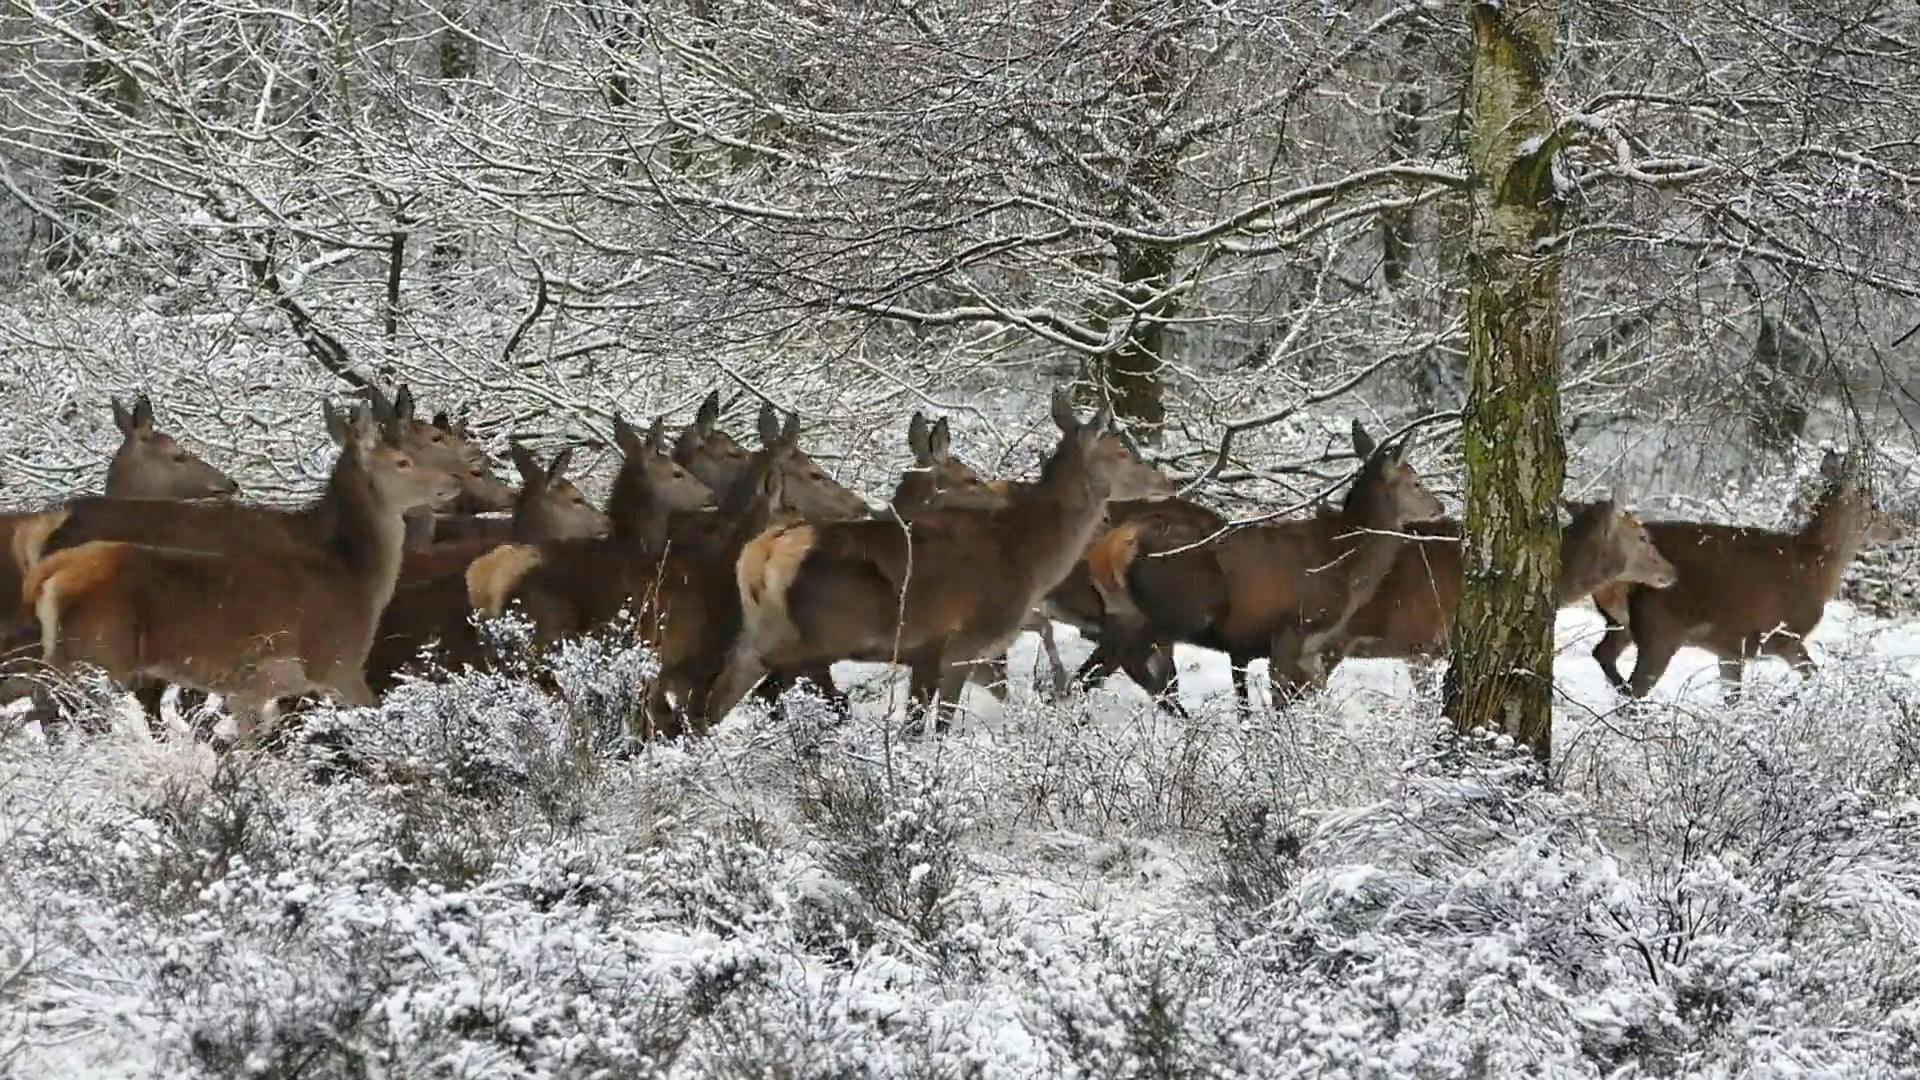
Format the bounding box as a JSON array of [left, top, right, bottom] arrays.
[[3, 602, 1919, 1078]]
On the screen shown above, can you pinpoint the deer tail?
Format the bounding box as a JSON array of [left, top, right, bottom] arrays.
[[11, 509, 69, 574], [466, 544, 543, 617], [736, 523, 816, 641], [23, 541, 126, 660]]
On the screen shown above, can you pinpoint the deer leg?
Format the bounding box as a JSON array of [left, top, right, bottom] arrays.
[[1717, 656, 1745, 705], [1592, 624, 1632, 691], [130, 677, 169, 735], [933, 659, 972, 734], [1229, 652, 1259, 714], [905, 657, 944, 736], [705, 644, 768, 730], [1032, 617, 1069, 700], [1625, 632, 1681, 700], [1763, 634, 1817, 677]]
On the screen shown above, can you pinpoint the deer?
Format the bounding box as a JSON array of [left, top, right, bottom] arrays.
[[886, 410, 1181, 704], [674, 389, 757, 499], [4, 395, 239, 594], [1083, 421, 1446, 712], [890, 411, 1003, 515], [707, 390, 1155, 732], [22, 404, 459, 748], [466, 408, 868, 737], [1588, 450, 1902, 699], [370, 385, 516, 516], [1274, 496, 1678, 685], [0, 395, 242, 726], [365, 443, 614, 693], [1046, 496, 1228, 714]]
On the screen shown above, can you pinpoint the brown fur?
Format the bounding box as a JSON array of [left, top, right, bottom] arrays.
[[363, 446, 614, 692], [1315, 499, 1677, 672], [1104, 423, 1445, 709], [1589, 458, 1899, 697], [471, 411, 886, 740]]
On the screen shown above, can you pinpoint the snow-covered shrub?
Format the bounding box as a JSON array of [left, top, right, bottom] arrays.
[[797, 748, 978, 951], [1200, 801, 1305, 941]]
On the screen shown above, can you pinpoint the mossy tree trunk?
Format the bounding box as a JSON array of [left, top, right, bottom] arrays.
[[1442, 0, 1567, 761]]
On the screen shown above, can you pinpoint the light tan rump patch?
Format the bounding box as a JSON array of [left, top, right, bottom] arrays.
[[466, 544, 544, 617], [11, 509, 69, 575]]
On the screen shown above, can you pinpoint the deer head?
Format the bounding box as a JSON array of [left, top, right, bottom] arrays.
[[105, 394, 240, 499]]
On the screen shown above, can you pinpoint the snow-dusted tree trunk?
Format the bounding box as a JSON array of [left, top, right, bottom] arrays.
[[1443, 0, 1567, 760]]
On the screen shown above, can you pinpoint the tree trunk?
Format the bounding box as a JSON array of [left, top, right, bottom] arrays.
[[1098, 239, 1173, 433], [47, 0, 139, 274], [1442, 0, 1566, 761]]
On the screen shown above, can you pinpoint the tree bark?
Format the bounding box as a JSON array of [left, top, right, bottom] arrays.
[[1442, 0, 1566, 761]]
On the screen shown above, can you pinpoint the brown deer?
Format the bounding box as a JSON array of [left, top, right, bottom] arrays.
[[1049, 496, 1228, 713], [467, 409, 867, 736], [1088, 421, 1445, 711], [365, 444, 614, 693], [890, 412, 1002, 515], [369, 385, 517, 514], [4, 395, 239, 609], [707, 391, 1150, 731], [23, 404, 459, 747], [0, 396, 242, 722], [885, 414, 1179, 702], [1589, 450, 1902, 699], [1285, 496, 1678, 683], [674, 390, 756, 498]]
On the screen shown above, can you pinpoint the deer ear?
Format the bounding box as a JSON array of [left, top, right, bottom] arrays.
[[322, 401, 349, 447], [111, 398, 135, 436], [1088, 405, 1113, 438], [929, 417, 952, 459], [1050, 388, 1078, 433], [547, 448, 573, 482], [510, 442, 542, 485], [1820, 448, 1844, 481], [696, 390, 721, 432], [613, 414, 646, 458], [393, 385, 416, 422], [781, 411, 800, 446], [757, 402, 781, 447], [1393, 431, 1415, 462], [432, 410, 453, 432], [645, 416, 667, 453], [1351, 419, 1377, 460], [908, 412, 932, 464], [366, 385, 396, 424], [131, 394, 155, 432]]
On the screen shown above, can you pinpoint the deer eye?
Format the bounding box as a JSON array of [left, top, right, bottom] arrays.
[[395, 458, 413, 470], [809, 471, 825, 482], [173, 452, 189, 463]]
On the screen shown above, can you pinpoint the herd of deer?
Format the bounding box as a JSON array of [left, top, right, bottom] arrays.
[[0, 386, 1902, 748]]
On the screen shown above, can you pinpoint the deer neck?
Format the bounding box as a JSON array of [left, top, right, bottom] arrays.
[[101, 454, 136, 497], [313, 458, 409, 617], [1323, 498, 1413, 629], [1002, 450, 1107, 596], [1554, 526, 1613, 605], [1799, 497, 1869, 595]]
